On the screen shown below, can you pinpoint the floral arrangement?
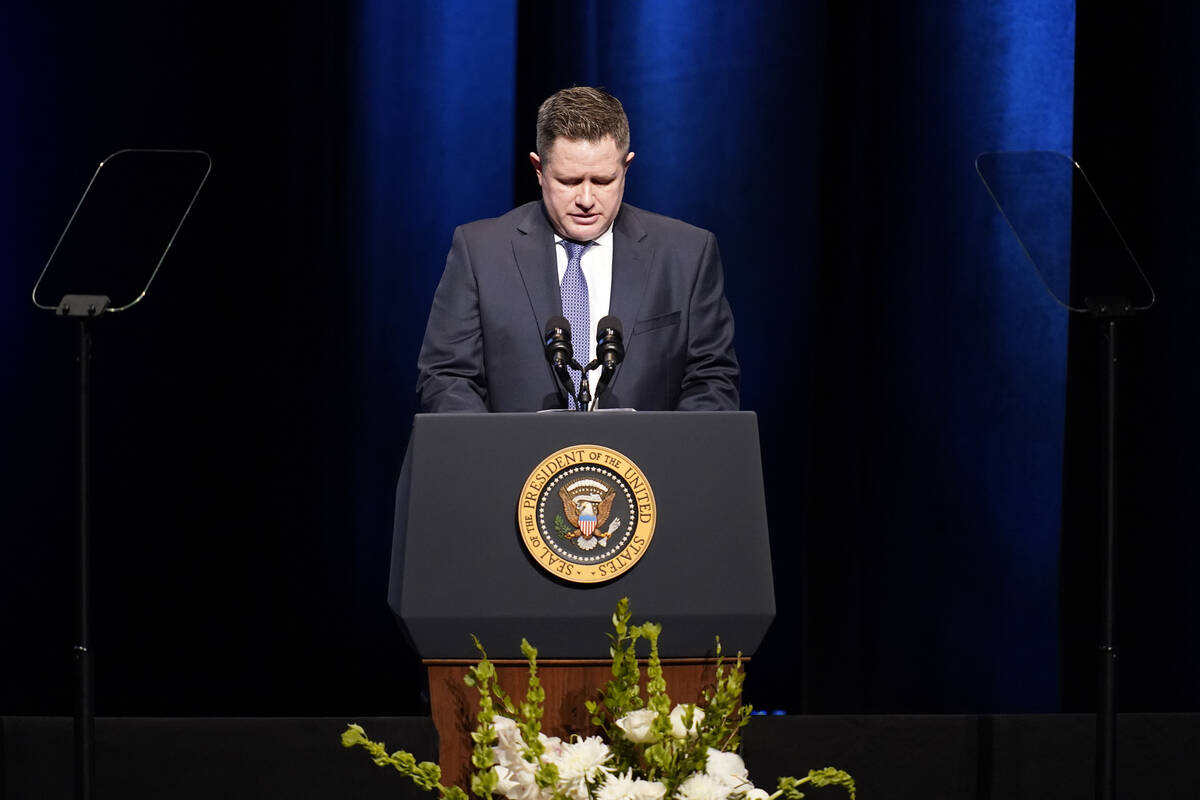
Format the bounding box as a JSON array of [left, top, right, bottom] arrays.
[[343, 599, 853, 800]]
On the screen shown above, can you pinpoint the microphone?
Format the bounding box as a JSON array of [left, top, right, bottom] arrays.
[[544, 315, 572, 369], [593, 316, 624, 403], [545, 315, 579, 408], [595, 316, 624, 371]]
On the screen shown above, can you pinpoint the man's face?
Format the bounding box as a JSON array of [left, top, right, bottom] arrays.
[[530, 136, 634, 241]]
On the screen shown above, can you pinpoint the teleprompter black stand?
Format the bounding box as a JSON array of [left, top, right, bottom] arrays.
[[31, 149, 211, 800], [389, 411, 776, 783], [977, 151, 1155, 800]]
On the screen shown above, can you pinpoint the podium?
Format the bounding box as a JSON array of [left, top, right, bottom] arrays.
[[389, 411, 774, 782]]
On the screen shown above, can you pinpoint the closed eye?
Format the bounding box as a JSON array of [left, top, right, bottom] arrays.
[[556, 175, 618, 187]]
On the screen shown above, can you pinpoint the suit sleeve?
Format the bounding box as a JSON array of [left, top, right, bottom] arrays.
[[416, 226, 489, 412], [677, 231, 740, 410]]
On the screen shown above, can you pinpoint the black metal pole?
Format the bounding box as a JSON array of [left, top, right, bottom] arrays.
[[1097, 317, 1118, 800], [75, 319, 95, 800]]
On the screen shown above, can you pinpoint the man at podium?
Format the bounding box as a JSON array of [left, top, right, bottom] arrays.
[[416, 86, 740, 413]]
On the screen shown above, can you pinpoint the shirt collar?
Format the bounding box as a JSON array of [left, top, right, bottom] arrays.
[[555, 224, 615, 249]]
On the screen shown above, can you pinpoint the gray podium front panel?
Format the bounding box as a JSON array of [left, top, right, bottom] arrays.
[[389, 411, 775, 658]]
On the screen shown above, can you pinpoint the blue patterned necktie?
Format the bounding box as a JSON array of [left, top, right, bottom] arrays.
[[560, 240, 592, 408]]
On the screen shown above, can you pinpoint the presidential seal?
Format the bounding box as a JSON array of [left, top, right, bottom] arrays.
[[517, 444, 656, 584]]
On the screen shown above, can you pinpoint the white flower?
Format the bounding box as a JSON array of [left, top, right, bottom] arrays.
[[704, 748, 749, 784], [492, 716, 518, 734], [554, 736, 613, 800], [510, 780, 554, 800], [539, 732, 566, 762], [597, 770, 637, 800], [615, 709, 659, 743], [701, 749, 759, 800], [492, 716, 526, 760], [597, 769, 667, 800], [632, 779, 669, 800], [492, 761, 545, 800], [675, 772, 728, 800], [493, 764, 521, 796], [668, 704, 705, 739], [489, 717, 557, 800]]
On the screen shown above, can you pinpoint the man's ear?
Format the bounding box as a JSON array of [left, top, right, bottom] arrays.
[[529, 151, 543, 183], [624, 150, 635, 169]]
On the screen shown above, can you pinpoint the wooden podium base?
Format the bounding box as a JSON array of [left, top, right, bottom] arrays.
[[425, 658, 729, 788]]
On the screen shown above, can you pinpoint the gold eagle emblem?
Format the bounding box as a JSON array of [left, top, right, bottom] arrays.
[[558, 480, 619, 550]]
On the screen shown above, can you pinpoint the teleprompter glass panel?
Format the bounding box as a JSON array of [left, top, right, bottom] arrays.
[[33, 149, 212, 312], [976, 151, 1153, 312]]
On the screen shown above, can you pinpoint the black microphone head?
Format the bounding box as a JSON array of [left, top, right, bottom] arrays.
[[545, 315, 572, 342], [595, 315, 622, 340], [595, 315, 624, 370], [544, 315, 573, 368]]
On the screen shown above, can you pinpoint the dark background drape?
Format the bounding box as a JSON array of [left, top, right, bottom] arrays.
[[2, 1, 1195, 718]]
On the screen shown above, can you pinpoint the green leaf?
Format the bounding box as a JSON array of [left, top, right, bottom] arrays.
[[805, 768, 856, 799], [340, 724, 469, 800]]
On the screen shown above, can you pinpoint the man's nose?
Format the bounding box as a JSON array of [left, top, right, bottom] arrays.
[[577, 183, 593, 207]]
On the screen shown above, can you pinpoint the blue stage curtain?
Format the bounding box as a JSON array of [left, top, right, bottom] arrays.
[[781, 2, 1075, 712]]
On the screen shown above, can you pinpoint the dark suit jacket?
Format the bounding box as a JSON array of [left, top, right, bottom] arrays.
[[416, 201, 739, 412]]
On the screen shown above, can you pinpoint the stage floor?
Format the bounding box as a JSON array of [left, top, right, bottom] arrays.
[[3, 713, 1197, 799]]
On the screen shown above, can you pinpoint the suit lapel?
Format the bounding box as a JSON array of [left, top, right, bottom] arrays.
[[610, 205, 652, 338], [512, 203, 561, 338], [600, 206, 653, 407]]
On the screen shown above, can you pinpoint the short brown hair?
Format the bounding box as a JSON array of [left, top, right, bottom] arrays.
[[536, 87, 631, 161]]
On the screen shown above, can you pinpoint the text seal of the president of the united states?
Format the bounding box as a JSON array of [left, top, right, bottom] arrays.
[[517, 444, 656, 584]]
